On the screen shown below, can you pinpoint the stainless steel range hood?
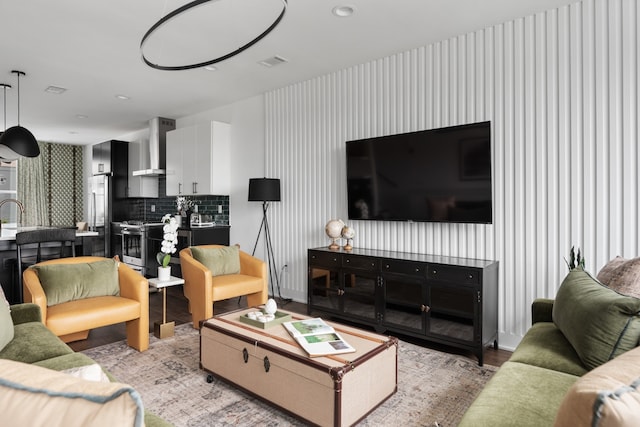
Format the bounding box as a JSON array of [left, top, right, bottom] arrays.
[[132, 117, 176, 176]]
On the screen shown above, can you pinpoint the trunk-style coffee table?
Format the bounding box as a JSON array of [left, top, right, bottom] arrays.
[[200, 308, 398, 427]]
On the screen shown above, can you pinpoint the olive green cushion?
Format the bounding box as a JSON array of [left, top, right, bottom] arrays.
[[190, 246, 241, 276], [458, 361, 579, 427], [531, 298, 555, 324], [33, 352, 96, 372], [9, 303, 41, 325], [509, 322, 588, 377], [0, 321, 73, 364], [552, 268, 640, 370], [31, 259, 120, 307], [0, 287, 13, 352]]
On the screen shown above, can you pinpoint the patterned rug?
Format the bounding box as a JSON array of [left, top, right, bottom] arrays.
[[82, 324, 497, 427]]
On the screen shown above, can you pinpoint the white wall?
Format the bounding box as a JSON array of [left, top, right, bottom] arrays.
[[263, 0, 639, 349], [228, 96, 266, 254]]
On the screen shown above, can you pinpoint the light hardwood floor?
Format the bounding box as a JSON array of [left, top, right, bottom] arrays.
[[69, 285, 512, 367]]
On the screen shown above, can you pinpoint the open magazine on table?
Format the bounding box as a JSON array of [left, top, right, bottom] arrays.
[[283, 318, 356, 357]]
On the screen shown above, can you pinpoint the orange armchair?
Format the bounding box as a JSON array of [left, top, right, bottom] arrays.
[[180, 245, 268, 328], [22, 256, 149, 351]]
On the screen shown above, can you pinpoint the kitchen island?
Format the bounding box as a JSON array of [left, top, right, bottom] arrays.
[[0, 225, 98, 241], [0, 225, 99, 303]]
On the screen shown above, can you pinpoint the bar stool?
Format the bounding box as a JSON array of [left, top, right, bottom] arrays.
[[14, 228, 76, 303]]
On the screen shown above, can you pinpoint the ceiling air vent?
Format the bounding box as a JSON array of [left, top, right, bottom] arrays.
[[44, 85, 67, 94], [258, 55, 288, 68]]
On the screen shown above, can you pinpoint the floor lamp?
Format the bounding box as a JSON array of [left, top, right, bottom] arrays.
[[248, 178, 289, 303]]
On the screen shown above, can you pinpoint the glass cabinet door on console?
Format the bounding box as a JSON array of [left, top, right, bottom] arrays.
[[426, 284, 477, 343], [308, 252, 341, 313], [340, 254, 378, 323], [309, 267, 341, 312], [381, 273, 426, 334], [340, 270, 377, 323], [426, 265, 480, 344], [380, 259, 427, 334]]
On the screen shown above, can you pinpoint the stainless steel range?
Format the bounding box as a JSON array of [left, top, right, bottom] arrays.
[[111, 221, 163, 277]]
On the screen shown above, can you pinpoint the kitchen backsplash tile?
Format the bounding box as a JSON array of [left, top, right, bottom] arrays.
[[126, 176, 229, 224]]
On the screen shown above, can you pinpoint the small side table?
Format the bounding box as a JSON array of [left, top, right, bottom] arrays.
[[148, 276, 185, 339]]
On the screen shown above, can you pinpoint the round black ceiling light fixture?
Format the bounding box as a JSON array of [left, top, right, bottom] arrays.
[[140, 0, 288, 71], [0, 71, 39, 160]]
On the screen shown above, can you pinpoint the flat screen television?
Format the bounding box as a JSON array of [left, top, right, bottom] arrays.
[[346, 121, 492, 224]]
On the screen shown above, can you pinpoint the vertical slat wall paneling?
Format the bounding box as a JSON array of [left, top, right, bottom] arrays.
[[582, 0, 597, 275], [623, 0, 636, 249], [622, 0, 639, 257], [265, 0, 640, 349], [554, 8, 568, 304], [608, 0, 622, 257], [532, 11, 544, 329], [595, 0, 610, 263]]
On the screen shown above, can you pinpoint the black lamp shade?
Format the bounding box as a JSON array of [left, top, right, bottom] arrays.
[[0, 125, 40, 159], [248, 178, 281, 202]]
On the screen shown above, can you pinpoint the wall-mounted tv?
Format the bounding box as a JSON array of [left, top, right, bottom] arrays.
[[346, 121, 492, 224]]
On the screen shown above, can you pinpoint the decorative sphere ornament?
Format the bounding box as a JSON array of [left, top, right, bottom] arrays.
[[341, 225, 355, 239], [341, 225, 355, 251], [264, 298, 277, 315], [325, 219, 345, 250]]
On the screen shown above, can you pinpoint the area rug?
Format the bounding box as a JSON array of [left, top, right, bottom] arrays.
[[82, 324, 497, 426]]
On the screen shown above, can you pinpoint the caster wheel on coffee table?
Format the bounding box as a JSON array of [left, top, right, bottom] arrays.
[[206, 374, 214, 383]]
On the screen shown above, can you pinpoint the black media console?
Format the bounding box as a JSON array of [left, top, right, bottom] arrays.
[[307, 247, 499, 365]]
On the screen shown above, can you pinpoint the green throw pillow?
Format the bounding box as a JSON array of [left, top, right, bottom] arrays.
[[31, 259, 120, 307], [552, 268, 640, 370], [0, 286, 14, 352], [190, 246, 241, 276]]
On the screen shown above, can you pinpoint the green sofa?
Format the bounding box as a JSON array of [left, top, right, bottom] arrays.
[[459, 268, 640, 427], [0, 303, 171, 427]]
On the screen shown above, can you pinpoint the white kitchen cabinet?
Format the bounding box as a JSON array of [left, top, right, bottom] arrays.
[[165, 121, 230, 196], [165, 126, 189, 196]]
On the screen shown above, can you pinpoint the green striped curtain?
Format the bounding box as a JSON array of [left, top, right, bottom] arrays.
[[17, 142, 47, 226], [18, 142, 84, 227]]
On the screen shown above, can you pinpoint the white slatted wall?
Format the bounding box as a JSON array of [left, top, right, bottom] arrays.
[[265, 0, 639, 349]]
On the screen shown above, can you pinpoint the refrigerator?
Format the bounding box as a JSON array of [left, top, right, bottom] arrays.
[[88, 141, 129, 257]]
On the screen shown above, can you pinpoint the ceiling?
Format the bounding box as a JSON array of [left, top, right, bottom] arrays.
[[0, 0, 578, 145]]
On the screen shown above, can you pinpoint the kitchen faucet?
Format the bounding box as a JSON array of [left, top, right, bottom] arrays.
[[0, 198, 25, 228]]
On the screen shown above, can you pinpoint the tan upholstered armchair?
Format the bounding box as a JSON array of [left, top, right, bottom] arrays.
[[22, 256, 149, 351], [180, 245, 268, 328]]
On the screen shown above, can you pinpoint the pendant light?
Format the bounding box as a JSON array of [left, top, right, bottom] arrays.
[[0, 82, 11, 137], [0, 70, 40, 159]]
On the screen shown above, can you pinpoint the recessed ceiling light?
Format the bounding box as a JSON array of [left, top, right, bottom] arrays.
[[44, 85, 67, 94], [115, 94, 130, 100], [203, 65, 218, 71], [332, 5, 355, 17], [76, 114, 88, 119]]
